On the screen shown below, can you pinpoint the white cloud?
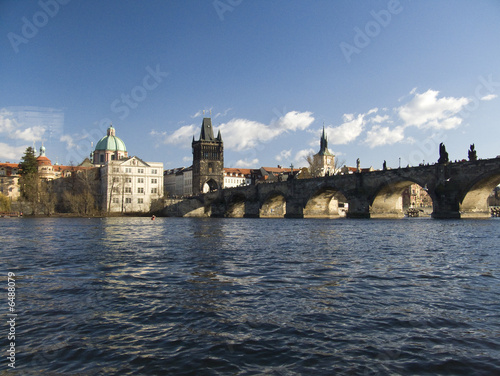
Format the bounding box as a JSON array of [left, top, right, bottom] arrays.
[[10, 126, 46, 142], [326, 113, 367, 145], [480, 94, 497, 101], [182, 156, 191, 163], [275, 149, 292, 162], [235, 158, 259, 168], [60, 134, 76, 150], [294, 148, 315, 164], [0, 107, 62, 144], [397, 89, 469, 130], [0, 142, 27, 161], [364, 125, 405, 148], [214, 108, 232, 119], [191, 110, 204, 118], [370, 114, 390, 124], [272, 110, 314, 131], [217, 118, 281, 150], [217, 111, 314, 151], [0, 110, 16, 133], [151, 124, 197, 147]]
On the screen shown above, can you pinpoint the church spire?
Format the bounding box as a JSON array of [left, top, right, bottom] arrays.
[[318, 125, 332, 156]]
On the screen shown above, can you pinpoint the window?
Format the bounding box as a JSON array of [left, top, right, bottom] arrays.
[[112, 187, 119, 193], [138, 187, 144, 193], [151, 178, 157, 184], [137, 178, 144, 184], [125, 177, 132, 183], [151, 188, 158, 194], [125, 198, 132, 204], [100, 155, 104, 163], [113, 177, 120, 182], [151, 169, 157, 174], [138, 198, 144, 204], [125, 168, 132, 173], [0, 170, 5, 176], [112, 198, 119, 203], [113, 167, 119, 173], [125, 187, 132, 193], [138, 168, 144, 173]]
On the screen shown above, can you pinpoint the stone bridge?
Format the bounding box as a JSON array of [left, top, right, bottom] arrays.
[[162, 157, 500, 219]]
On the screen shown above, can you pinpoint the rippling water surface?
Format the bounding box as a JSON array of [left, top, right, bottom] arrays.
[[1, 217, 500, 375]]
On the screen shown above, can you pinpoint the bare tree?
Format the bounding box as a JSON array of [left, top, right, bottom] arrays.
[[304, 153, 346, 178]]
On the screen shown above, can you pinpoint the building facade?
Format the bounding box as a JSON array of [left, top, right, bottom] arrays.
[[192, 118, 224, 194], [223, 168, 252, 188], [101, 156, 163, 213], [164, 167, 193, 197], [0, 163, 20, 200]]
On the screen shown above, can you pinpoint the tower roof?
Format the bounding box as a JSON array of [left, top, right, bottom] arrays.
[[37, 145, 52, 165], [95, 125, 127, 152], [199, 118, 215, 141], [317, 126, 334, 156]]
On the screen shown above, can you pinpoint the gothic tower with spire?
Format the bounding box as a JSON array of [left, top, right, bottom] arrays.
[[312, 126, 335, 176], [192, 117, 224, 194]]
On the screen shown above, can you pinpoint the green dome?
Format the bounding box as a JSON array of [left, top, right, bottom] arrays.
[[95, 126, 127, 152]]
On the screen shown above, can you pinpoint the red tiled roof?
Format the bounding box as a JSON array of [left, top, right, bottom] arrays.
[[262, 167, 293, 173], [0, 163, 19, 169], [224, 168, 252, 175]]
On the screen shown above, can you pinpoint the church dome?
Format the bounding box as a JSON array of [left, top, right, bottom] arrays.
[[95, 125, 127, 152]]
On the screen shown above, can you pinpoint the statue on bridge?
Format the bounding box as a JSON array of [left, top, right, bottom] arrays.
[[383, 160, 387, 171], [438, 143, 449, 164], [468, 144, 477, 162], [356, 158, 361, 173]]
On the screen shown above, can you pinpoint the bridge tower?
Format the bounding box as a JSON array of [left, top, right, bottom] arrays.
[[192, 117, 224, 195], [312, 126, 335, 176]]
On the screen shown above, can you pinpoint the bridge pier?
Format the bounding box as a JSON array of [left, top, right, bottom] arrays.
[[284, 201, 304, 218], [345, 197, 371, 219], [431, 193, 461, 219], [244, 201, 260, 218]]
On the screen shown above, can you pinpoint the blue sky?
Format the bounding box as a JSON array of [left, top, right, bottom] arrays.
[[1, 0, 499, 170]]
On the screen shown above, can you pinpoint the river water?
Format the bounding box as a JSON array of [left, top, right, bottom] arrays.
[[1, 217, 500, 375]]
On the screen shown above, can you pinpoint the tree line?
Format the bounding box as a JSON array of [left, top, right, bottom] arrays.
[[16, 147, 100, 216]]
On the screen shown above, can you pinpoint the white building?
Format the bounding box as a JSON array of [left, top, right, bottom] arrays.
[[101, 156, 163, 213], [91, 125, 163, 212], [223, 168, 251, 188]]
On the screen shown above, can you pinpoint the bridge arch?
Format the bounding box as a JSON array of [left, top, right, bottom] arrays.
[[202, 178, 219, 193], [303, 186, 348, 218], [460, 171, 500, 218], [225, 192, 247, 218], [260, 191, 286, 218], [370, 179, 434, 218]]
